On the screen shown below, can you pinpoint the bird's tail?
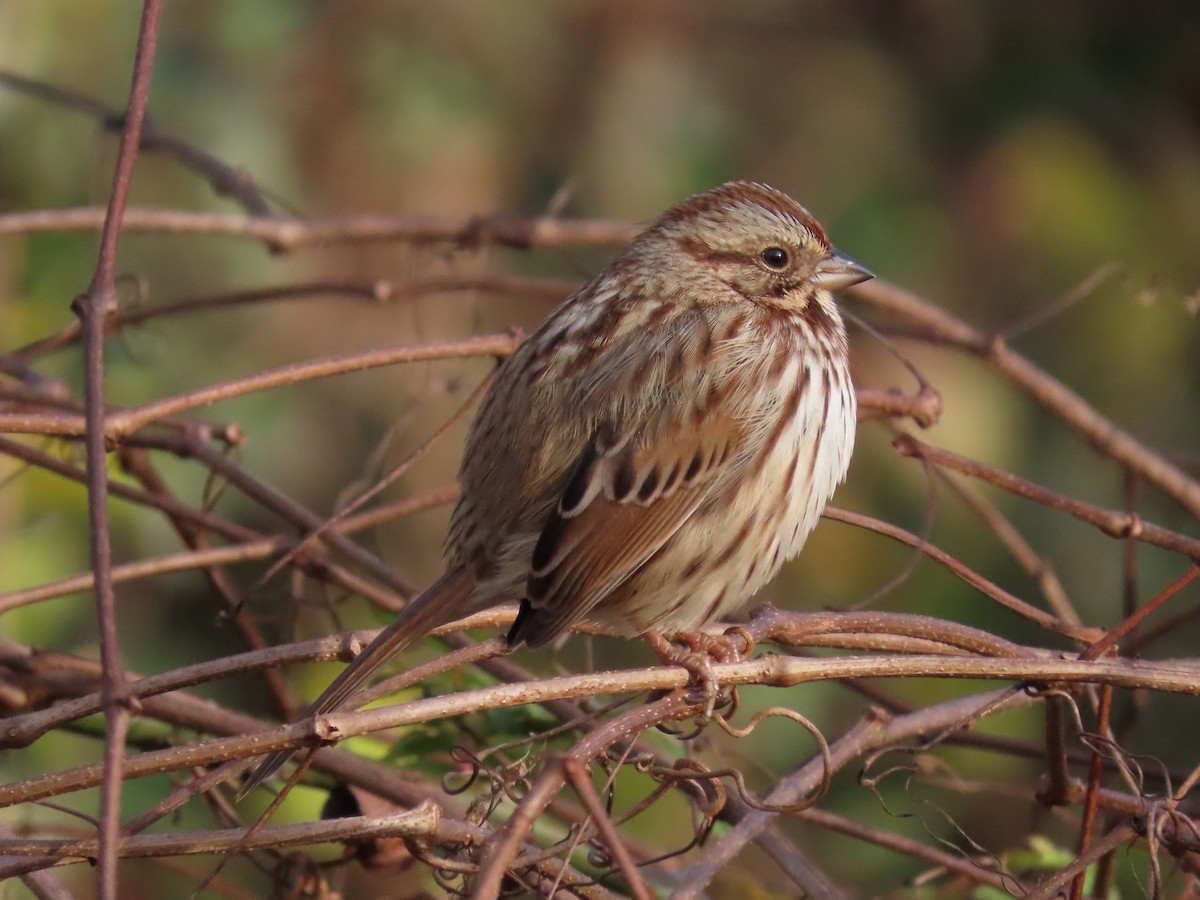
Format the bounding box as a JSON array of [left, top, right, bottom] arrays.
[[239, 565, 476, 798]]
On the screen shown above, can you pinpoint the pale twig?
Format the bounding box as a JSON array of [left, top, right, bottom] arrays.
[[0, 206, 642, 251], [0, 805, 440, 862], [7, 652, 1197, 810], [0, 333, 520, 441]]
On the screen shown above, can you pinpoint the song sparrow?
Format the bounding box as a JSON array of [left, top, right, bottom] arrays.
[[242, 181, 870, 793]]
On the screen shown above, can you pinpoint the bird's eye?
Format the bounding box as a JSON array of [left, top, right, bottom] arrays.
[[760, 246, 790, 270]]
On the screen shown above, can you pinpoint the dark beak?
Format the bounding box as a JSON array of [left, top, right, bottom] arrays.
[[812, 250, 873, 290]]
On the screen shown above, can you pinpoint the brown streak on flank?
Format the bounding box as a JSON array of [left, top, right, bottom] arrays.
[[694, 315, 715, 367], [804, 369, 832, 487], [742, 557, 759, 590], [681, 554, 705, 580], [780, 445, 799, 509], [753, 364, 808, 477], [767, 341, 791, 380], [662, 590, 690, 619], [703, 588, 728, 623], [785, 376, 826, 511], [717, 312, 748, 345], [703, 380, 723, 413], [711, 514, 755, 571], [715, 435, 734, 467]]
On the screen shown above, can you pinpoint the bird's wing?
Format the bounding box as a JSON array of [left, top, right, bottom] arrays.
[[507, 402, 747, 647]]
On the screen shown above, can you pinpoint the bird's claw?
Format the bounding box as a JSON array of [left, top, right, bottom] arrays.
[[643, 629, 745, 718]]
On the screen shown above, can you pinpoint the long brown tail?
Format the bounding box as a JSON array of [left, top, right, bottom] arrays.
[[239, 565, 476, 797]]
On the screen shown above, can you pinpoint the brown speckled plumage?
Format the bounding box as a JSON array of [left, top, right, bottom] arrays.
[[242, 181, 870, 795]]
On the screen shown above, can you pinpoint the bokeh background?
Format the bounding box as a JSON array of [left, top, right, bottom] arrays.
[[2, 3, 1199, 896]]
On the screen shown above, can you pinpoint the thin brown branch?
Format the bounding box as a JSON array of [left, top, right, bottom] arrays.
[[69, 4, 162, 895], [823, 506, 1095, 640], [1072, 685, 1113, 900], [746, 605, 1039, 658], [852, 278, 1200, 519], [671, 690, 1035, 898], [856, 385, 943, 428], [473, 694, 696, 897], [0, 607, 1028, 749], [0, 69, 274, 217], [0, 447, 433, 632], [6, 281, 386, 365], [0, 616, 511, 752], [935, 468, 1080, 626], [794, 806, 1021, 894], [562, 757, 654, 900], [0, 804, 439, 861], [141, 428, 423, 597], [0, 333, 520, 441], [0, 495, 455, 616], [894, 435, 1200, 561], [0, 205, 642, 251], [1026, 823, 1139, 900], [6, 275, 575, 367], [1084, 566, 1200, 661], [4, 653, 1197, 810]]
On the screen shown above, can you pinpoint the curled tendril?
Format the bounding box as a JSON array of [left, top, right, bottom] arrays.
[[718, 704, 833, 809], [649, 706, 834, 816], [651, 685, 739, 738], [668, 758, 727, 818], [585, 844, 613, 869], [722, 624, 756, 658], [441, 746, 533, 810], [441, 746, 483, 795], [475, 695, 635, 768]]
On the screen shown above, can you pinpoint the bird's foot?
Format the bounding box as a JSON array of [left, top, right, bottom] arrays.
[[643, 628, 751, 718]]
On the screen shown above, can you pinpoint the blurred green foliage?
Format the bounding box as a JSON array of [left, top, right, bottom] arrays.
[[1, 3, 1198, 896]]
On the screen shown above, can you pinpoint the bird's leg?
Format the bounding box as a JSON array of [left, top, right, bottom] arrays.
[[643, 629, 749, 717]]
